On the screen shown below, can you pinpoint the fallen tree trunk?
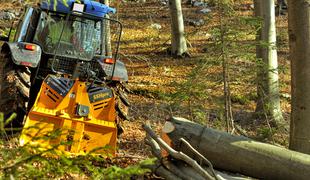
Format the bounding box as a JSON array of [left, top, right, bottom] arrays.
[[144, 124, 249, 180], [163, 117, 310, 180]]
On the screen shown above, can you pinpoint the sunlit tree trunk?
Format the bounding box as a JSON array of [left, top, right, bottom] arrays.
[[100, 0, 112, 56], [168, 0, 188, 57], [289, 0, 310, 154], [254, 0, 284, 127]]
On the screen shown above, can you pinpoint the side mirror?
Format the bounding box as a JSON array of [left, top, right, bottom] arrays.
[[0, 35, 9, 42]]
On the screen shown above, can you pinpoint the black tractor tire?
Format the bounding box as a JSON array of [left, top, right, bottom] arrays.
[[118, 90, 130, 107], [0, 52, 30, 131], [114, 84, 130, 121], [116, 102, 130, 121], [112, 83, 130, 136]]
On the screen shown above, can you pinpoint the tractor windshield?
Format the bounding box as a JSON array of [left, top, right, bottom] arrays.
[[34, 12, 101, 60]]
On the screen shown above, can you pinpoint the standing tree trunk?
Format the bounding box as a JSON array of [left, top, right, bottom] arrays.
[[99, 0, 112, 56], [289, 0, 310, 154], [168, 0, 188, 57], [254, 0, 284, 127], [218, 1, 234, 133]]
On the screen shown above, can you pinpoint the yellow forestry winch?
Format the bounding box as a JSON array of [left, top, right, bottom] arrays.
[[20, 75, 118, 155]]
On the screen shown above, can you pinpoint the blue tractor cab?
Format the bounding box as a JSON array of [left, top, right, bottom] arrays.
[[40, 0, 116, 18]]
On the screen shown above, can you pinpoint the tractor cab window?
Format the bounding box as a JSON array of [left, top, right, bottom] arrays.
[[34, 12, 101, 60], [14, 7, 35, 42]]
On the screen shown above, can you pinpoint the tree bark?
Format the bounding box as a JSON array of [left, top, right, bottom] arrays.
[[289, 0, 310, 154], [163, 117, 310, 180], [168, 0, 188, 57], [254, 0, 284, 126], [99, 0, 112, 56]]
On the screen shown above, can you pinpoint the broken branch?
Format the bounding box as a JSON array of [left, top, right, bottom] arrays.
[[142, 124, 215, 180]]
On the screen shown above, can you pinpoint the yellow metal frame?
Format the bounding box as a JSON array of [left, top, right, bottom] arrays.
[[20, 75, 117, 156]]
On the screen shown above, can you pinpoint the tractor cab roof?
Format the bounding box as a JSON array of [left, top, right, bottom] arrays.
[[40, 0, 116, 18]]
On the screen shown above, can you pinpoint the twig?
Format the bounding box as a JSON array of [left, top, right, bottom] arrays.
[[145, 135, 162, 159], [234, 124, 249, 137], [146, 134, 193, 179], [112, 155, 145, 160], [186, 38, 193, 48], [180, 138, 218, 180], [142, 163, 182, 180], [142, 124, 215, 180], [151, 38, 170, 53], [162, 159, 193, 180]]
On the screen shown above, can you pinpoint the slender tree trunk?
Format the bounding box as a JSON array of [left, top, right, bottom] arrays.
[[254, 0, 262, 55], [254, 0, 264, 119], [255, 0, 284, 127], [219, 4, 233, 133], [168, 0, 188, 57], [100, 0, 112, 56], [289, 0, 310, 154], [104, 0, 112, 56]]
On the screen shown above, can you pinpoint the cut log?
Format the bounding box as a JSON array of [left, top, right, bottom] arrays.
[[163, 117, 310, 180]]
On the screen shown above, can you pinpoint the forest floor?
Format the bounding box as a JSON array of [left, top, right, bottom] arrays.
[[0, 0, 291, 177], [116, 0, 290, 162]]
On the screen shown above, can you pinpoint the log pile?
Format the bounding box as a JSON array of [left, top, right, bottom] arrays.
[[143, 117, 310, 180]]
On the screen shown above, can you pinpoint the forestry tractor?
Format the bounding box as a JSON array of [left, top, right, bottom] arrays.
[[0, 0, 129, 156]]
